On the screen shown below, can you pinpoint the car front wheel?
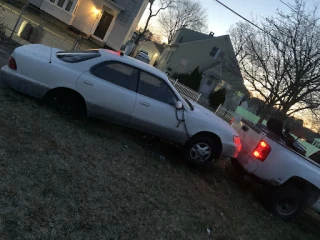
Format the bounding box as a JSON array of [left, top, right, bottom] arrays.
[[184, 136, 218, 165]]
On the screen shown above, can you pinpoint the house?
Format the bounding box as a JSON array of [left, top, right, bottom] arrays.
[[157, 28, 245, 109], [133, 40, 164, 65], [29, 0, 150, 50]]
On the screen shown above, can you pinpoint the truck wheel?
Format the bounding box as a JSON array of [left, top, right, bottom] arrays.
[[270, 185, 305, 221], [184, 135, 217, 166]]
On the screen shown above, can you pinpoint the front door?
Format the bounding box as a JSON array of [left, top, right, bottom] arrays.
[[129, 71, 185, 142], [94, 11, 114, 40]]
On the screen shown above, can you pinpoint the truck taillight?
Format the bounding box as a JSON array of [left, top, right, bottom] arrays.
[[253, 140, 271, 161], [8, 57, 17, 70]]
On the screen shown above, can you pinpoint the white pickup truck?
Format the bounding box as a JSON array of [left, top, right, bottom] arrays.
[[232, 119, 320, 221]]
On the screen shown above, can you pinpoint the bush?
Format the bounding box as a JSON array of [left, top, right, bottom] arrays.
[[209, 88, 226, 109], [183, 67, 202, 91]]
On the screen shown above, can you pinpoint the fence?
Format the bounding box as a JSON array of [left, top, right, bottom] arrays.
[[168, 77, 202, 102], [0, 0, 99, 50], [215, 104, 237, 123]]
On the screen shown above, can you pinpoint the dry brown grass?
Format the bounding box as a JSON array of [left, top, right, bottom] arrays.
[[0, 85, 319, 240]]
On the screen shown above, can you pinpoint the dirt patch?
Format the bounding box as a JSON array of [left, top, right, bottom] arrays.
[[0, 85, 319, 239]]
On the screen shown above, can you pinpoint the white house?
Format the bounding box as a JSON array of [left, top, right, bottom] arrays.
[[157, 28, 244, 97], [29, 0, 150, 50]]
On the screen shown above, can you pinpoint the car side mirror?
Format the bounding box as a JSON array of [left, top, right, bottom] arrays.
[[176, 101, 183, 110]]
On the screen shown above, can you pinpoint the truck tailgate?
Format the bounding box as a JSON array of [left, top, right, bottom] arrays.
[[232, 120, 264, 155]]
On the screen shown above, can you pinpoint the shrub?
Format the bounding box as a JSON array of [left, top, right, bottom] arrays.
[[209, 88, 226, 109], [183, 67, 202, 91]]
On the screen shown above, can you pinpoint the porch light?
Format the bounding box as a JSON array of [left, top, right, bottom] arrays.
[[92, 7, 101, 15]]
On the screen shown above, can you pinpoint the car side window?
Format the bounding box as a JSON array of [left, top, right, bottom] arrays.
[[91, 62, 138, 91], [138, 71, 177, 106]]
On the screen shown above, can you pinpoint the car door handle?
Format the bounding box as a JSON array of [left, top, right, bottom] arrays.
[[140, 102, 150, 107], [84, 81, 93, 86]]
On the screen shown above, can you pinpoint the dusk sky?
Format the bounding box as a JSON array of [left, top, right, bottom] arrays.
[[139, 0, 320, 37]]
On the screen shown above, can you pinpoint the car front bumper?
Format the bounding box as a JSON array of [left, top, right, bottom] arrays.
[[221, 142, 242, 159]]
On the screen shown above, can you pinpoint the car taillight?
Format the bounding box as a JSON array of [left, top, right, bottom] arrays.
[[253, 140, 271, 161], [233, 136, 241, 145], [8, 57, 17, 70]]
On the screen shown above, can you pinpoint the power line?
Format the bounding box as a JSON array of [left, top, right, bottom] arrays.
[[212, 0, 319, 53], [279, 0, 295, 11], [212, 0, 286, 44], [212, 0, 265, 33]]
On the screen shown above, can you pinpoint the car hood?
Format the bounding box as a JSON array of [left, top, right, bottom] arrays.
[[191, 102, 239, 136]]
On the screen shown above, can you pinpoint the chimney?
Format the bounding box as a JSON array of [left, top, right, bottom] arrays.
[[209, 32, 215, 37]]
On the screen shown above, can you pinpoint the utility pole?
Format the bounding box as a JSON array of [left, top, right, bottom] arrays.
[[10, 1, 29, 40]]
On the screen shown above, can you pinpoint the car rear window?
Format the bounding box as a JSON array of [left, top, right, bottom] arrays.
[[56, 50, 101, 63]]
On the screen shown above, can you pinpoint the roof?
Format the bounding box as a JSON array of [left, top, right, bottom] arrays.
[[173, 28, 213, 43], [100, 49, 168, 81]]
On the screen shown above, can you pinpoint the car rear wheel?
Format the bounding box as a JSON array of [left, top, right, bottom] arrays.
[[270, 185, 305, 221], [184, 135, 218, 165], [44, 90, 87, 119]]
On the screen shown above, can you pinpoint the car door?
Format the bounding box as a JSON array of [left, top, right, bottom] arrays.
[[77, 61, 139, 125], [129, 71, 186, 142]]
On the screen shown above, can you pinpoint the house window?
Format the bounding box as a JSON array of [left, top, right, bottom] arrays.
[[57, 0, 65, 8], [210, 47, 225, 60], [218, 50, 225, 59], [210, 47, 219, 58], [65, 0, 74, 12], [50, 0, 55, 3]]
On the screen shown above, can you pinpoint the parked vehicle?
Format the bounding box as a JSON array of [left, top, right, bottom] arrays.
[[1, 44, 241, 165], [135, 51, 150, 64], [232, 119, 320, 221]]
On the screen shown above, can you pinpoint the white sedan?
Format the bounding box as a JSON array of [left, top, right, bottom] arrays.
[[0, 44, 241, 165]]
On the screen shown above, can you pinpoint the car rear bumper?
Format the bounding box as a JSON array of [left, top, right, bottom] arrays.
[[1, 65, 48, 99]]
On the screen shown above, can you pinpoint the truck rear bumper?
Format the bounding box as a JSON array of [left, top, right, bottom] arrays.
[[236, 151, 258, 173]]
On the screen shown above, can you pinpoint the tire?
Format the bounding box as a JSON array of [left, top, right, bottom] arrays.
[[44, 91, 86, 119], [183, 135, 218, 166], [270, 185, 306, 221]]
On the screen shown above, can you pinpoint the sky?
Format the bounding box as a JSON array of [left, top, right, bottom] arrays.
[[139, 0, 320, 37]]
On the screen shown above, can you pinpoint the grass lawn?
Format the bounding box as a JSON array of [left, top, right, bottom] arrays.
[[0, 85, 319, 239]]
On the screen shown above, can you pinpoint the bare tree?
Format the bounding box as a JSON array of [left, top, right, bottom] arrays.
[[158, 0, 208, 44], [230, 0, 320, 122], [135, 0, 174, 45]]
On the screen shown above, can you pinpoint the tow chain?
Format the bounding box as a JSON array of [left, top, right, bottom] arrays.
[[175, 108, 190, 139]]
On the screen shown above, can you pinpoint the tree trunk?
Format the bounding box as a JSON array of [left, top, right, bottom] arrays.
[[257, 110, 269, 124]]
